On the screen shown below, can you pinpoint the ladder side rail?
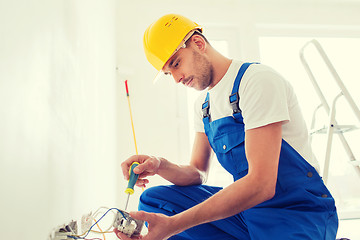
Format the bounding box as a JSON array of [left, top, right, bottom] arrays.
[[323, 93, 342, 184], [300, 40, 358, 178], [310, 39, 360, 122], [323, 93, 358, 183], [299, 43, 331, 115], [307, 40, 358, 163], [309, 104, 325, 145], [337, 129, 357, 162]]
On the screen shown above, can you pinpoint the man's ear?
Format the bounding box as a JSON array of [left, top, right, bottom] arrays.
[[190, 35, 207, 52]]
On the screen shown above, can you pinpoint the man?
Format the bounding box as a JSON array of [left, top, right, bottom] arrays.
[[115, 14, 338, 240]]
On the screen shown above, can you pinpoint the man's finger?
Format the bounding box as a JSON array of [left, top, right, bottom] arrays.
[[114, 228, 142, 240], [134, 157, 157, 175], [130, 211, 151, 222], [135, 178, 149, 186], [133, 161, 149, 174], [121, 155, 145, 180], [114, 228, 131, 240], [121, 160, 133, 180]]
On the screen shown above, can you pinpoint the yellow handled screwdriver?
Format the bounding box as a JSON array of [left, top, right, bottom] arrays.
[[124, 162, 140, 211]]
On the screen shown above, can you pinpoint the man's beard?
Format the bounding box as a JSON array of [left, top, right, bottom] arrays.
[[192, 50, 214, 91]]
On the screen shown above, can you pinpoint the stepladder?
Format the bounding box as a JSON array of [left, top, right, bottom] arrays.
[[299, 39, 360, 185]]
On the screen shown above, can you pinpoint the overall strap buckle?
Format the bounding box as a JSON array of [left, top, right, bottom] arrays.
[[202, 92, 211, 121], [229, 92, 241, 114], [202, 100, 211, 120]]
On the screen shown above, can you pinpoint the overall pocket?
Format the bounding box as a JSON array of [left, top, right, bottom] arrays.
[[212, 130, 248, 176]]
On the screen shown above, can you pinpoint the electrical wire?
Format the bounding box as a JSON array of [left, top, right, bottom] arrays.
[[90, 230, 113, 234], [68, 208, 126, 239], [92, 216, 106, 240], [92, 207, 117, 233]]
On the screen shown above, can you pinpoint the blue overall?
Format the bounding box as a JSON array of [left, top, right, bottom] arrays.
[[139, 63, 338, 239]]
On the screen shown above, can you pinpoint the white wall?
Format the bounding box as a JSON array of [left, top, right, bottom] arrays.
[[0, 0, 118, 239]]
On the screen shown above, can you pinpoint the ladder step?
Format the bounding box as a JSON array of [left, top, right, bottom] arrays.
[[349, 160, 360, 167], [310, 125, 359, 135]]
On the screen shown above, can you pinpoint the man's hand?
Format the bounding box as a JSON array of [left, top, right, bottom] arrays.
[[121, 155, 162, 188], [114, 211, 177, 240]]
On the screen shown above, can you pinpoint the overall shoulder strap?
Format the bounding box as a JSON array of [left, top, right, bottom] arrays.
[[229, 62, 258, 118]]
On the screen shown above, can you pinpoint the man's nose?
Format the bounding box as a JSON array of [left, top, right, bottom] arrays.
[[172, 72, 183, 84]]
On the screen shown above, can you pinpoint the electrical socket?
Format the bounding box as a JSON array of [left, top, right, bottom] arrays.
[[113, 210, 145, 237], [81, 212, 93, 234], [48, 220, 78, 240]]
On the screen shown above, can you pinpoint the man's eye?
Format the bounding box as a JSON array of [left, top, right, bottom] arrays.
[[174, 61, 179, 68]]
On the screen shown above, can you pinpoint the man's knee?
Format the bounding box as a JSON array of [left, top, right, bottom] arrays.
[[140, 185, 169, 201], [138, 185, 171, 211]]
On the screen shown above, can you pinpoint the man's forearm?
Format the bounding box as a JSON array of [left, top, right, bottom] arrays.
[[157, 157, 206, 186]]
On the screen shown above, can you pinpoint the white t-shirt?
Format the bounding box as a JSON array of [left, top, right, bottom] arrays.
[[194, 60, 320, 172]]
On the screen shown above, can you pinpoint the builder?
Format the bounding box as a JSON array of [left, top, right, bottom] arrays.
[[116, 14, 338, 240]]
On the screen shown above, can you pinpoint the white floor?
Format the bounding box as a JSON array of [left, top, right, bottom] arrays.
[[337, 219, 360, 240]]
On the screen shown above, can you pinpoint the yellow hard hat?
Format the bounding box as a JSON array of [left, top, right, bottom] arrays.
[[143, 14, 202, 71]]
